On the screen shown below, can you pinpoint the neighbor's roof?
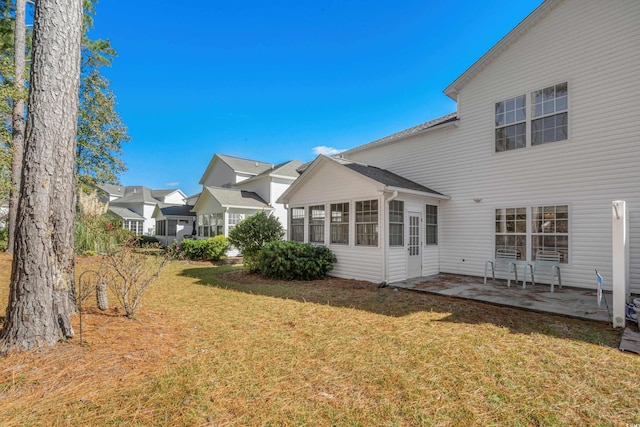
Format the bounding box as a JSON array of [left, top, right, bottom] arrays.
[[238, 159, 305, 184], [341, 113, 458, 156], [107, 206, 144, 220], [96, 183, 125, 197], [157, 204, 196, 217], [204, 186, 272, 209], [217, 154, 274, 175], [109, 186, 158, 204]]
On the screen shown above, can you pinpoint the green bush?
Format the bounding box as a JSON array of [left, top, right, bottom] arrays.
[[0, 228, 7, 252], [254, 241, 336, 280], [75, 214, 134, 254], [228, 211, 284, 270], [180, 235, 229, 261], [137, 235, 160, 247]]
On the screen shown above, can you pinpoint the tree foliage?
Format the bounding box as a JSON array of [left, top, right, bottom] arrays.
[[0, 0, 129, 200], [76, 0, 129, 192], [227, 211, 285, 269]]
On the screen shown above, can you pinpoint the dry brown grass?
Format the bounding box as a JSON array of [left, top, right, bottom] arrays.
[[0, 252, 639, 426]]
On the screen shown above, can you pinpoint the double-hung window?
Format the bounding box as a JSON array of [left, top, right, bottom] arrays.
[[495, 205, 569, 263], [425, 205, 438, 245], [531, 83, 568, 145], [389, 200, 404, 246], [290, 207, 304, 242], [531, 205, 569, 262], [495, 82, 568, 152], [309, 205, 325, 243], [495, 95, 526, 152], [228, 213, 244, 232], [330, 203, 349, 244], [355, 200, 378, 246], [495, 207, 527, 260]]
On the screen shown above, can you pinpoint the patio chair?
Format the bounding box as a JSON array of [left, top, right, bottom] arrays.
[[523, 250, 562, 292], [484, 249, 519, 287]]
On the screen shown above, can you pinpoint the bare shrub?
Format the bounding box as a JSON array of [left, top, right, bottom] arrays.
[[100, 244, 167, 318]]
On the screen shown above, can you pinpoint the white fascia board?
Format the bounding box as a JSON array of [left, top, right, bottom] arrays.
[[385, 186, 451, 200]]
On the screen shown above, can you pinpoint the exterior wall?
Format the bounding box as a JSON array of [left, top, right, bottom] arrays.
[[346, 0, 640, 292], [201, 160, 236, 187], [142, 203, 157, 235], [285, 162, 387, 282], [271, 179, 293, 233], [163, 192, 186, 205]]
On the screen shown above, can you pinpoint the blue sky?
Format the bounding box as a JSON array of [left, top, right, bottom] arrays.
[[90, 0, 543, 196]]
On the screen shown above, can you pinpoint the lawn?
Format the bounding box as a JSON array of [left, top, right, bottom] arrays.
[[0, 252, 639, 426]]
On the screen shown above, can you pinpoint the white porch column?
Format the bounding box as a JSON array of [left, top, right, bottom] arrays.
[[612, 200, 629, 328]]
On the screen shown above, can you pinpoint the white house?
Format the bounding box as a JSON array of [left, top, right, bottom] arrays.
[[102, 185, 188, 235], [278, 0, 640, 293], [152, 204, 196, 246], [192, 154, 303, 248]]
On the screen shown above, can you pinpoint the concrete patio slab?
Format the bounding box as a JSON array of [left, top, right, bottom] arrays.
[[390, 274, 617, 323]]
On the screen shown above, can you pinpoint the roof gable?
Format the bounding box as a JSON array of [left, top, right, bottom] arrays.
[[444, 0, 560, 100], [199, 153, 275, 185], [194, 186, 272, 211], [278, 155, 448, 204]]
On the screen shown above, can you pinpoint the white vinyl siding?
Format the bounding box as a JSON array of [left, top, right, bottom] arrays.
[[346, 0, 640, 291]]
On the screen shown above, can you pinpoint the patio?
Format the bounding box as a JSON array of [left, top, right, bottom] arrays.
[[390, 274, 615, 323]]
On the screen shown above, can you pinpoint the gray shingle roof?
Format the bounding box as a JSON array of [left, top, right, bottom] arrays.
[[343, 162, 445, 196], [240, 159, 305, 183], [109, 186, 158, 204], [158, 204, 196, 217], [97, 183, 125, 197], [217, 154, 274, 175], [107, 206, 144, 220], [343, 113, 458, 155], [204, 187, 271, 208]]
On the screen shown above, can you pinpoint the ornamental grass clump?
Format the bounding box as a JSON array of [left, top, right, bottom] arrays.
[[254, 240, 336, 280]]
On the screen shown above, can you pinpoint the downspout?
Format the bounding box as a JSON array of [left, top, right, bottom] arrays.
[[382, 190, 399, 284]]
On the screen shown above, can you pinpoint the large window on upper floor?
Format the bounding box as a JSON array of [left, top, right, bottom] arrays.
[[531, 83, 568, 145], [495, 82, 568, 152], [495, 95, 526, 152]]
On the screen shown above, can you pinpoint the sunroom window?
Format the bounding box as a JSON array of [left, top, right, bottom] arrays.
[[290, 207, 304, 242], [389, 200, 404, 246], [330, 203, 349, 244], [355, 200, 378, 246], [309, 205, 325, 243]]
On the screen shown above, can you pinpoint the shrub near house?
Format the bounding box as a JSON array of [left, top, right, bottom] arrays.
[[180, 235, 229, 261], [255, 241, 336, 280]]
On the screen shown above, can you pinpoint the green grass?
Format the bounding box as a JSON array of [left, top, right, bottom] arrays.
[[0, 255, 639, 426]]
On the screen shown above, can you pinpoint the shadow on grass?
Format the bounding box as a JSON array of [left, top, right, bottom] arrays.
[[179, 265, 622, 347]]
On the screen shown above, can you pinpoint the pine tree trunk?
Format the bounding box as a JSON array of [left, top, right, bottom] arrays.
[[7, 0, 27, 255], [0, 0, 82, 352]]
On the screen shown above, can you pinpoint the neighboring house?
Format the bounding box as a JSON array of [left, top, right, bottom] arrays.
[[102, 185, 187, 236], [192, 154, 302, 250], [152, 204, 196, 246], [278, 0, 640, 293]]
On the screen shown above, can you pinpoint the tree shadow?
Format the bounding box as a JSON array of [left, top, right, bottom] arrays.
[[179, 266, 622, 347]]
